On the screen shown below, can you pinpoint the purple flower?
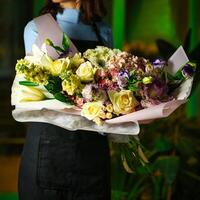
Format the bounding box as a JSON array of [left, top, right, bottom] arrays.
[[139, 78, 169, 100], [153, 59, 166, 68], [117, 70, 129, 89], [182, 64, 195, 78]]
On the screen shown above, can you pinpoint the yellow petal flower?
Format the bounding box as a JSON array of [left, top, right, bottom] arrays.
[[108, 90, 138, 115], [76, 61, 96, 82], [51, 58, 70, 76], [81, 102, 103, 120]]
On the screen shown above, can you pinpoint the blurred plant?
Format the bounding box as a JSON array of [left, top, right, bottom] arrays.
[[124, 42, 158, 60], [110, 30, 200, 200], [111, 106, 200, 200]]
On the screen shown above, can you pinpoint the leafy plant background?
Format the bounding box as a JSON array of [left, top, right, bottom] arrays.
[[110, 31, 200, 200], [111, 106, 200, 200]]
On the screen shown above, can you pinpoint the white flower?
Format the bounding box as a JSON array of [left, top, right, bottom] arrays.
[[25, 44, 53, 68], [17, 85, 46, 102]]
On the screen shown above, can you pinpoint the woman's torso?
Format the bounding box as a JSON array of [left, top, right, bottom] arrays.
[[19, 8, 112, 195]]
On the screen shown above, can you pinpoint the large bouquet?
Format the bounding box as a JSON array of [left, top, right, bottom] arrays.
[[12, 34, 195, 136]]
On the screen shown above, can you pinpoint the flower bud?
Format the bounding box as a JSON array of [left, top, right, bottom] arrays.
[[142, 76, 153, 84], [99, 110, 106, 119], [106, 112, 113, 119], [45, 38, 54, 46], [106, 104, 113, 113]]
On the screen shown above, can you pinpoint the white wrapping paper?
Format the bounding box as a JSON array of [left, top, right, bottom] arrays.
[[12, 46, 192, 138]]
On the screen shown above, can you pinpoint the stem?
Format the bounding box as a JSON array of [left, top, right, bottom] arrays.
[[167, 185, 172, 200]]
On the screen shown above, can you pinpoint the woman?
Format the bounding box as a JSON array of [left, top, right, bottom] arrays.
[[19, 0, 113, 199]]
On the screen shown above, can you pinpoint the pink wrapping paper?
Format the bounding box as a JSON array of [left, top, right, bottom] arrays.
[[106, 100, 187, 124]]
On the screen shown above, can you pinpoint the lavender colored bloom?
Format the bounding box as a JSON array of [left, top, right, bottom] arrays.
[[139, 78, 168, 100], [182, 64, 195, 78], [149, 79, 168, 98], [153, 59, 166, 68], [117, 70, 129, 89]]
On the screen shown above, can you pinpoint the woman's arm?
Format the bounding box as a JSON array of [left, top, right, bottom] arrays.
[[23, 20, 38, 54]]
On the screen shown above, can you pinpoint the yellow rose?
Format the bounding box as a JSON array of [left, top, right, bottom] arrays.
[[81, 102, 103, 120], [19, 86, 46, 102], [76, 61, 96, 82], [51, 58, 70, 76], [108, 90, 139, 115], [62, 74, 81, 96]]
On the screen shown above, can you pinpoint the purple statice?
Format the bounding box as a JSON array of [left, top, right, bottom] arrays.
[[182, 64, 195, 78], [117, 70, 129, 89], [153, 59, 166, 68]]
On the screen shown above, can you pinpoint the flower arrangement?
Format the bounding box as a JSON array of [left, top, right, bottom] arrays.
[[14, 34, 196, 126]]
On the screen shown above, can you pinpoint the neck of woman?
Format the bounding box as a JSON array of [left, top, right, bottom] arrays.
[[60, 1, 80, 9]]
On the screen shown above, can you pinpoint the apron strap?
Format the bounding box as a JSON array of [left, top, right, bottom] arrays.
[[92, 22, 107, 46]]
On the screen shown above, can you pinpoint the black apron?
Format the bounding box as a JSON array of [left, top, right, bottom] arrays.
[[18, 29, 111, 200]]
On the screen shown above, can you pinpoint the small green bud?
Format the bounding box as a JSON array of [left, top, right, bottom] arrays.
[[142, 76, 153, 84], [45, 38, 54, 46]]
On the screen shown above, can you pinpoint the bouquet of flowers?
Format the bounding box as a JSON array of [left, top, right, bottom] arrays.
[[11, 33, 195, 136]]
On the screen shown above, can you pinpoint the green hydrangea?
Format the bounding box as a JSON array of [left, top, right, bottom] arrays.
[[83, 46, 121, 68], [69, 53, 85, 70]]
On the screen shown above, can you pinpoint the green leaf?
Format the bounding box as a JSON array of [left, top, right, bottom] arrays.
[[154, 137, 173, 153], [127, 177, 146, 200], [154, 156, 180, 184], [45, 76, 62, 94], [112, 190, 127, 200], [175, 136, 198, 157], [54, 46, 65, 53], [45, 38, 54, 47], [19, 81, 39, 86], [54, 92, 72, 104], [128, 84, 139, 92], [62, 33, 70, 51], [174, 70, 184, 80]]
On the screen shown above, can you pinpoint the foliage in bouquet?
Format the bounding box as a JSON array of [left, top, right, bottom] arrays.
[[15, 34, 196, 126]]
